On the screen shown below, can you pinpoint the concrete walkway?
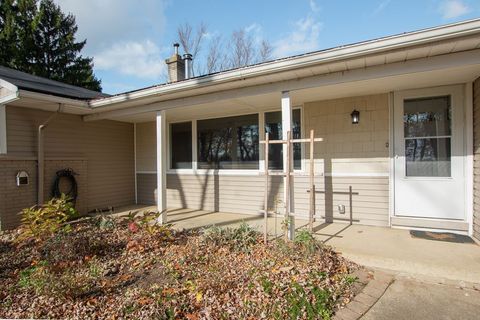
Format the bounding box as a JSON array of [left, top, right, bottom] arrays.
[[362, 278, 480, 320], [115, 206, 480, 284]]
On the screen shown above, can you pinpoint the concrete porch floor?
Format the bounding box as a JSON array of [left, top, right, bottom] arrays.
[[115, 205, 480, 284]]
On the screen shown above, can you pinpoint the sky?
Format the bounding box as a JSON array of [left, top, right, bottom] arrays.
[[53, 0, 480, 94]]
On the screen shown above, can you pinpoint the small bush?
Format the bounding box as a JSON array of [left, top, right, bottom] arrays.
[[39, 232, 108, 265], [17, 260, 97, 298], [294, 230, 320, 255], [202, 222, 259, 252], [18, 194, 79, 242], [18, 261, 50, 294], [284, 282, 332, 320]]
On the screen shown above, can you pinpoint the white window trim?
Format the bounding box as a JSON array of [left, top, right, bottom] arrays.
[[0, 105, 6, 154], [166, 106, 305, 175]]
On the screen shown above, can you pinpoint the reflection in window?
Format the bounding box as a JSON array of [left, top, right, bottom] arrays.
[[404, 96, 451, 177], [404, 96, 451, 138], [197, 114, 259, 169], [405, 138, 451, 177], [265, 109, 301, 170], [170, 122, 193, 169]]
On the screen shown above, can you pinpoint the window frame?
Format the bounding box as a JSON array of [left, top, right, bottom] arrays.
[[166, 106, 304, 175]]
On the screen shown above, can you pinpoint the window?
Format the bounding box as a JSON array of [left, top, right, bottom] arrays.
[[170, 122, 192, 169], [264, 109, 301, 170], [197, 114, 259, 169], [404, 96, 451, 177]]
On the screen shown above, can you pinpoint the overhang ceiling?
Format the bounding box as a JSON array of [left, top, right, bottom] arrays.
[[108, 62, 480, 123]]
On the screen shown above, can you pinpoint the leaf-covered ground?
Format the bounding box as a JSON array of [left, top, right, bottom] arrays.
[[0, 215, 362, 319]]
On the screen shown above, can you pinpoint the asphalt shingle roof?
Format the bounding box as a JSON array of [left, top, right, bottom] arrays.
[[0, 66, 109, 100]]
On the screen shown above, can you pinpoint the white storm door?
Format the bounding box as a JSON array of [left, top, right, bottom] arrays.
[[394, 85, 465, 220]]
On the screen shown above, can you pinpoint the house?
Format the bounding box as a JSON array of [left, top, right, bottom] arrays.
[[1, 19, 480, 242]]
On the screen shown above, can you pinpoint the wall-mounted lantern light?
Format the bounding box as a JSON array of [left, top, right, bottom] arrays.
[[351, 109, 360, 124]]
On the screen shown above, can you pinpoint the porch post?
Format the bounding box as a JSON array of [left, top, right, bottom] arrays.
[[281, 91, 295, 239], [156, 110, 167, 223]]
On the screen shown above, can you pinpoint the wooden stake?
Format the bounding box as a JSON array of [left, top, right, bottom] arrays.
[[309, 129, 315, 232], [263, 133, 269, 244], [349, 185, 353, 226]]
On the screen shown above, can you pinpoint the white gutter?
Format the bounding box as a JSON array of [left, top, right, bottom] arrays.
[[37, 104, 63, 205], [89, 18, 480, 109], [19, 90, 90, 109]]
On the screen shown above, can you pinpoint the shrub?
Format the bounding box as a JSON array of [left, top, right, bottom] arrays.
[[283, 282, 332, 320], [202, 222, 259, 252], [17, 260, 96, 298], [39, 232, 108, 265], [18, 261, 50, 294], [18, 194, 79, 242], [294, 230, 320, 255]]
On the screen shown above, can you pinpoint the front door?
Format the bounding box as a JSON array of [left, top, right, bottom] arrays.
[[394, 85, 465, 220]]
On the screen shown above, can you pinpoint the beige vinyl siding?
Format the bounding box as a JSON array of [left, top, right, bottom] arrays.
[[136, 122, 157, 172], [136, 173, 389, 227], [0, 106, 135, 229], [136, 93, 390, 227], [473, 77, 480, 240]]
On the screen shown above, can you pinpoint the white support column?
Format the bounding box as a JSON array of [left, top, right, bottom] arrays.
[[281, 91, 295, 239], [156, 110, 167, 223]]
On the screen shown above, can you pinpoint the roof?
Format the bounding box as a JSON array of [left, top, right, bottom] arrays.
[[0, 66, 108, 100], [101, 18, 480, 100], [87, 18, 480, 111]]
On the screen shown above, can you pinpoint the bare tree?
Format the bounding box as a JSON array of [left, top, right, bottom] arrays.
[[177, 22, 207, 76], [176, 22, 273, 76], [258, 40, 273, 62], [206, 35, 228, 74], [230, 29, 255, 68]]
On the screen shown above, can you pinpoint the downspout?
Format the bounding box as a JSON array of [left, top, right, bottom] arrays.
[[37, 104, 63, 205]]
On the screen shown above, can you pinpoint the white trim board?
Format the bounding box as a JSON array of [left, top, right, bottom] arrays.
[[137, 170, 388, 177], [0, 105, 7, 154], [465, 82, 474, 236], [84, 49, 480, 121]]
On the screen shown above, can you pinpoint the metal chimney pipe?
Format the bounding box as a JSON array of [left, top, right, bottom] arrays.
[[173, 43, 180, 55], [183, 53, 193, 79]]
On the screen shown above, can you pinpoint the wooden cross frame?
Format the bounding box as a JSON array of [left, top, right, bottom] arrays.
[[259, 129, 323, 243]]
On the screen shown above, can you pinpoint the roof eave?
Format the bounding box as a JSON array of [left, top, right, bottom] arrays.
[[89, 18, 480, 109], [18, 90, 91, 109]]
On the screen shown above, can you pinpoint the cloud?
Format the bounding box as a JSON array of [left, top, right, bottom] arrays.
[[272, 16, 322, 58], [54, 0, 167, 52], [371, 0, 391, 16], [309, 0, 320, 13], [438, 0, 471, 19], [54, 1, 168, 81], [94, 40, 167, 80]]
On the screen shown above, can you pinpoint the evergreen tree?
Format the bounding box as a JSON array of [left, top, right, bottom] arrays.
[[0, 0, 101, 92], [0, 0, 18, 68]]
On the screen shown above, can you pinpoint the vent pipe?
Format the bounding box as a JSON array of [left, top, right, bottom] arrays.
[[183, 53, 193, 79]]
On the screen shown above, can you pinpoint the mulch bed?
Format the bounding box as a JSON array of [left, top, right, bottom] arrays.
[[0, 215, 361, 319]]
